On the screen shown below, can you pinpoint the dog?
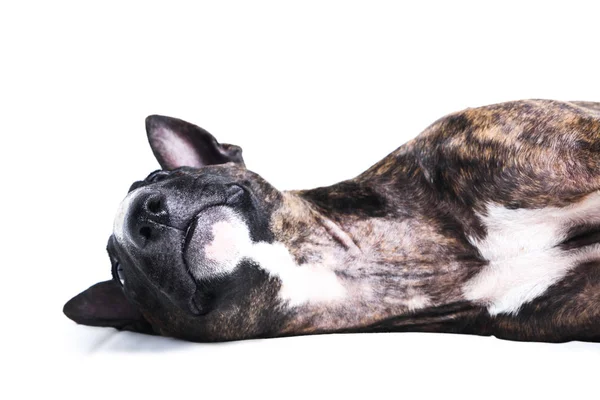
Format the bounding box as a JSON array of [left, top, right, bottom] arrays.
[[64, 99, 600, 343]]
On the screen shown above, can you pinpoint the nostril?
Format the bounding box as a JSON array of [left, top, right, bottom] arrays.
[[144, 192, 167, 216], [139, 226, 152, 241], [147, 197, 162, 214]]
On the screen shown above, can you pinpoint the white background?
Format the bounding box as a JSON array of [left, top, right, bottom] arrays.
[[2, 1, 599, 399]]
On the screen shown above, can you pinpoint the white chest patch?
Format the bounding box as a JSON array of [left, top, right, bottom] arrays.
[[200, 209, 347, 307], [249, 242, 347, 307], [463, 191, 600, 315]]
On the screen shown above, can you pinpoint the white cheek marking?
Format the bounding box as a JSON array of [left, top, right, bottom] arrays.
[[463, 191, 600, 315], [205, 221, 243, 263], [203, 218, 253, 275], [203, 212, 347, 307]]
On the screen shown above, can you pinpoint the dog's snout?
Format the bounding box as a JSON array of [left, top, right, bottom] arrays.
[[126, 190, 169, 248], [114, 177, 245, 251]]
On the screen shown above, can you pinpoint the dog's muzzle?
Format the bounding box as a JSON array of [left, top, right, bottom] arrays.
[[124, 190, 171, 248], [111, 180, 248, 315], [114, 182, 245, 249]]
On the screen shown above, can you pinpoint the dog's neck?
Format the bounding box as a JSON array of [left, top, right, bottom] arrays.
[[266, 181, 485, 337]]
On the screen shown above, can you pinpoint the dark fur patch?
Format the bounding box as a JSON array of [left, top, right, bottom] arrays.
[[350, 301, 489, 335], [300, 181, 389, 217], [560, 224, 600, 250]]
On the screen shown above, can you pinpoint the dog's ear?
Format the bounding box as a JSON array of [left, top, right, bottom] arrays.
[[145, 115, 245, 170], [63, 280, 155, 335]]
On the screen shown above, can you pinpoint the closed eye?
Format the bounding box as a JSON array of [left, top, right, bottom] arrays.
[[127, 170, 171, 192], [145, 169, 171, 183]]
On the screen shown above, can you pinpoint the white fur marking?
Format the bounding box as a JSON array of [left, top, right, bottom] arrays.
[[463, 191, 600, 315], [200, 212, 347, 307], [203, 218, 251, 275], [405, 294, 431, 312], [249, 242, 347, 307], [205, 221, 242, 263]]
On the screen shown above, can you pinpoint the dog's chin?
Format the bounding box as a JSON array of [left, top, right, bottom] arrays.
[[183, 205, 251, 283]]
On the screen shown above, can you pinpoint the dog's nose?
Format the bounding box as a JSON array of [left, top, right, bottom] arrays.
[[126, 190, 169, 248]]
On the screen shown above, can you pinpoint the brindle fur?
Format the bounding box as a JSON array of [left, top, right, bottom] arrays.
[[267, 100, 600, 342], [65, 99, 600, 343]]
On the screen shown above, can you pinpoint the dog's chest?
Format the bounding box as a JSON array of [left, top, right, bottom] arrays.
[[278, 190, 600, 325], [276, 214, 478, 315]]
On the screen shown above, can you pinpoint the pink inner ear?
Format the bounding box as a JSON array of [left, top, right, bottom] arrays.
[[146, 115, 245, 170], [152, 127, 203, 170]]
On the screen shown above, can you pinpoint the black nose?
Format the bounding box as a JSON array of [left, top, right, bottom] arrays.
[[126, 190, 168, 248]]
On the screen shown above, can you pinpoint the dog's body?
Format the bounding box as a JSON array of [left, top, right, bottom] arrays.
[[65, 99, 600, 342]]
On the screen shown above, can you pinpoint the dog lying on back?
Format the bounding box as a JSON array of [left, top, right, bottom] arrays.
[[64, 100, 600, 343]]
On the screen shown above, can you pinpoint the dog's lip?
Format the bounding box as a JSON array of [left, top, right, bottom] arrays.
[[182, 205, 222, 255], [180, 204, 231, 316], [181, 185, 245, 268]]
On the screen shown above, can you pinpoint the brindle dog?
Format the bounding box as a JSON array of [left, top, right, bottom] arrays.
[[64, 100, 600, 343]]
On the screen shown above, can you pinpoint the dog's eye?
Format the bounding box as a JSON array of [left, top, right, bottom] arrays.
[[128, 170, 171, 192], [145, 170, 170, 184]]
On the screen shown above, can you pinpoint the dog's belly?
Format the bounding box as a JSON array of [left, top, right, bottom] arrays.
[[463, 190, 600, 315]]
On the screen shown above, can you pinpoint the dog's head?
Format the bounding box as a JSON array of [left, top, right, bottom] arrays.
[[64, 116, 296, 341]]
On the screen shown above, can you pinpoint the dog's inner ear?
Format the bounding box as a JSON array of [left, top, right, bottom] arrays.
[[63, 280, 155, 335], [145, 115, 245, 170]]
